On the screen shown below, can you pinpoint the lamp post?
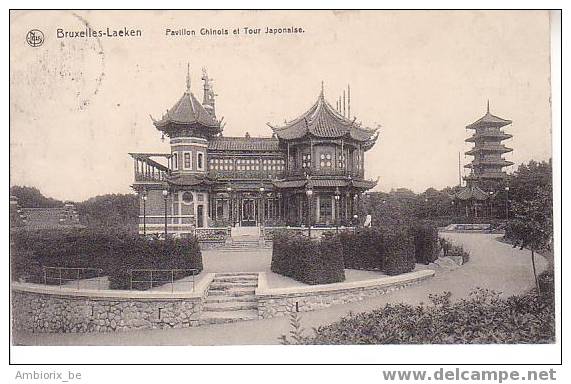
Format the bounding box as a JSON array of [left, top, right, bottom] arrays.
[[306, 188, 313, 238], [142, 190, 148, 236], [226, 186, 233, 226], [488, 191, 494, 218], [259, 186, 265, 227], [504, 186, 510, 220], [334, 188, 341, 233], [162, 189, 169, 238]]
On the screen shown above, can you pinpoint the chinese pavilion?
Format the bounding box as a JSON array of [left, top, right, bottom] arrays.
[[130, 66, 379, 235], [453, 102, 513, 217]]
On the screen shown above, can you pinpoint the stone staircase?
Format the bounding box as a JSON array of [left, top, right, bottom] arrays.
[[218, 226, 270, 251], [200, 272, 260, 325]]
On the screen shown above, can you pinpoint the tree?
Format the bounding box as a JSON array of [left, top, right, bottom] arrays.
[[505, 187, 553, 294], [75, 194, 138, 231], [10, 186, 64, 208]]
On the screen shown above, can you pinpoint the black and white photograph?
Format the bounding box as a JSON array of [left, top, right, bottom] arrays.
[[7, 7, 563, 374]]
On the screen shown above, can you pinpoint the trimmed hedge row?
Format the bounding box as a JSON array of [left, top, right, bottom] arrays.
[[413, 224, 439, 264], [271, 224, 426, 285], [271, 232, 345, 285], [10, 229, 203, 290]]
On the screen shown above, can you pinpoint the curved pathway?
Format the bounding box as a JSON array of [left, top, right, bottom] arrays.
[[13, 233, 548, 348]]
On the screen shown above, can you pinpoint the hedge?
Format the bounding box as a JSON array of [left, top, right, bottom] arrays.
[[271, 232, 345, 285], [287, 272, 555, 344], [10, 229, 203, 290], [339, 229, 383, 270], [337, 226, 421, 275], [381, 227, 416, 275], [413, 224, 439, 264]]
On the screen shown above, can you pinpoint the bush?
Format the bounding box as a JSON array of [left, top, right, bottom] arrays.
[[413, 224, 439, 264], [10, 229, 203, 290], [382, 227, 416, 275], [288, 287, 555, 344], [339, 228, 383, 270], [448, 244, 470, 264], [271, 232, 345, 285]]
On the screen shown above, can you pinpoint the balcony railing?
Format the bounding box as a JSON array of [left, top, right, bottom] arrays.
[[134, 170, 169, 182], [285, 167, 364, 178]]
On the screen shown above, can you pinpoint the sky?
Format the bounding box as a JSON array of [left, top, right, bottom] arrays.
[[10, 10, 552, 201]]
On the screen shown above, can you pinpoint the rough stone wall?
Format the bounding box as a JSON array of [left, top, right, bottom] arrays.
[[257, 273, 433, 319], [12, 289, 203, 333]]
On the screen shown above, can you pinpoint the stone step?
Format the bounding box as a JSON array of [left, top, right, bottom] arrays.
[[205, 294, 256, 303], [210, 281, 258, 289], [217, 247, 269, 252], [203, 301, 258, 312], [215, 272, 259, 277], [213, 276, 258, 283], [208, 287, 256, 296], [200, 310, 259, 325]]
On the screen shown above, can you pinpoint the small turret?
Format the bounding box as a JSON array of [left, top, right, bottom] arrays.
[[202, 67, 217, 118]]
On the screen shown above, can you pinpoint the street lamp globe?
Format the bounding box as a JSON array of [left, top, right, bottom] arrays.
[[306, 189, 313, 197], [162, 189, 168, 197]]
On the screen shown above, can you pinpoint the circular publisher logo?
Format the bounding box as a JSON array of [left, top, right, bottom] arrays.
[[26, 29, 44, 47]]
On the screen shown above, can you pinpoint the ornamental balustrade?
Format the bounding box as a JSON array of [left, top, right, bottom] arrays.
[[194, 227, 231, 242], [260, 226, 355, 240], [286, 167, 364, 178]]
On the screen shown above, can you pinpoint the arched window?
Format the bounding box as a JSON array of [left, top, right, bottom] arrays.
[[197, 152, 204, 170]]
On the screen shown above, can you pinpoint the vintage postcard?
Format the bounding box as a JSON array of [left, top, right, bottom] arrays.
[[9, 9, 560, 367]]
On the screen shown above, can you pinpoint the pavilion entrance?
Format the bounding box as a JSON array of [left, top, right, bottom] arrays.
[[241, 198, 257, 226]]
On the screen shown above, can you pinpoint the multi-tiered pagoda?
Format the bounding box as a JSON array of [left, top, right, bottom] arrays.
[[463, 101, 513, 190], [453, 102, 513, 218]]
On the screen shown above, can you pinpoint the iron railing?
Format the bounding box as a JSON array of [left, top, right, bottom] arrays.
[[42, 267, 104, 290], [128, 268, 199, 292]]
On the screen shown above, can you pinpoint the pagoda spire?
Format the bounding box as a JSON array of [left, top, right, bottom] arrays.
[[186, 63, 191, 93], [320, 81, 325, 98], [486, 99, 490, 113]]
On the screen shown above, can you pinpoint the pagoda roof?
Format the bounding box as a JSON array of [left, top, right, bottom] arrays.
[[464, 159, 514, 168], [453, 185, 490, 201], [208, 137, 280, 152], [272, 177, 378, 190], [153, 91, 219, 129], [465, 144, 512, 155], [466, 103, 512, 129], [269, 88, 378, 142]]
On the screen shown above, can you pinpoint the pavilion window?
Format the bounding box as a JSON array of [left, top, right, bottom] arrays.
[[183, 152, 192, 170], [319, 153, 332, 168], [197, 152, 204, 170], [172, 152, 179, 170]]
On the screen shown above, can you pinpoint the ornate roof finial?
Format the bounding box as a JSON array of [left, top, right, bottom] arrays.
[[486, 99, 490, 114], [186, 63, 191, 93], [320, 81, 325, 97]]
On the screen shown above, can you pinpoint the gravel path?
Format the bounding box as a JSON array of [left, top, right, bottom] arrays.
[[13, 233, 547, 347]]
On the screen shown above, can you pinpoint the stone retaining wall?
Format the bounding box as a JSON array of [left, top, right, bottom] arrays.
[[255, 270, 435, 319], [11, 274, 215, 333]]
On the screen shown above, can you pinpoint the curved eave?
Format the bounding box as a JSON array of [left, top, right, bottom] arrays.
[[466, 113, 512, 129], [465, 146, 513, 155], [465, 133, 512, 142], [464, 159, 514, 169]]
